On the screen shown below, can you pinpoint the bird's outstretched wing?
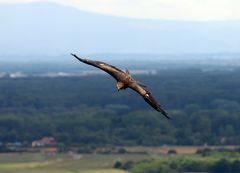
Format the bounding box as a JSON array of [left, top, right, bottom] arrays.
[[72, 53, 169, 119], [71, 54, 125, 80], [129, 82, 169, 119]]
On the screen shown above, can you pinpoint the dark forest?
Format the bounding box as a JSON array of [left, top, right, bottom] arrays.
[[0, 68, 240, 146]]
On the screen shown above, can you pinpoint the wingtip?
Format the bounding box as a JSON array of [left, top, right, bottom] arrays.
[[70, 53, 77, 58], [156, 107, 170, 119], [165, 114, 171, 119], [162, 111, 171, 119], [71, 53, 84, 62]]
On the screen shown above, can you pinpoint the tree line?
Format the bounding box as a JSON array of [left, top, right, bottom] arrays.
[[0, 68, 240, 146]]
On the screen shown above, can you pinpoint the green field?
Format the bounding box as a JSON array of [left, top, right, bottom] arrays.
[[0, 153, 150, 173], [1, 150, 240, 173]]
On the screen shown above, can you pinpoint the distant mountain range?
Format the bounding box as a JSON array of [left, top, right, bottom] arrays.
[[0, 2, 240, 56]]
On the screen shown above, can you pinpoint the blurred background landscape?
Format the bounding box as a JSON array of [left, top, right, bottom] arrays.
[[0, 1, 240, 173]]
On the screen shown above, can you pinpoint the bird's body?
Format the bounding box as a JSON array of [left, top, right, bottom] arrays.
[[71, 54, 169, 119]]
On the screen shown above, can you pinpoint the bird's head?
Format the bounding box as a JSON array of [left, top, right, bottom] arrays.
[[116, 82, 125, 91]]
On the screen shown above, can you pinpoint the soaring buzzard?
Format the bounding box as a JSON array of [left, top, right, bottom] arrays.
[[71, 54, 169, 119]]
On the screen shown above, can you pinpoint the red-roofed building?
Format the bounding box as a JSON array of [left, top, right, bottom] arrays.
[[45, 147, 58, 154]]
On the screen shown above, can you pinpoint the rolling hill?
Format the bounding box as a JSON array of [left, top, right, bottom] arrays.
[[0, 2, 240, 55]]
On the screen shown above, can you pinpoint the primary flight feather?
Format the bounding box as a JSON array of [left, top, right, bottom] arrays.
[[71, 54, 169, 119]]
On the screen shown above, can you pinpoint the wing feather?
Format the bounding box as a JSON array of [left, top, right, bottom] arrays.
[[71, 53, 124, 80], [129, 82, 169, 119], [143, 93, 169, 119]]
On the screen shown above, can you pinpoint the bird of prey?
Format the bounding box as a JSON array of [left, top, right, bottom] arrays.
[[71, 54, 169, 119]]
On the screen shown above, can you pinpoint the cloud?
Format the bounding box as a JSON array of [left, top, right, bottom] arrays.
[[1, 0, 240, 21]]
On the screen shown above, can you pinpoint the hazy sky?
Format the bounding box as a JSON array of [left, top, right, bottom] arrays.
[[0, 0, 240, 21]]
